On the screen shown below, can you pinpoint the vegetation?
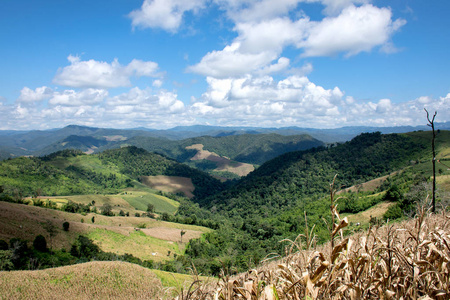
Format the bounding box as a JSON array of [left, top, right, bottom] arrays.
[[173, 132, 448, 275], [0, 130, 448, 296], [200, 204, 450, 299]]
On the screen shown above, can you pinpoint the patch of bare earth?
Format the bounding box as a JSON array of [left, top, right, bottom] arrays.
[[339, 172, 398, 194], [140, 175, 195, 198], [103, 135, 128, 142], [186, 144, 254, 177], [141, 227, 203, 243], [84, 147, 96, 154], [345, 201, 394, 224]]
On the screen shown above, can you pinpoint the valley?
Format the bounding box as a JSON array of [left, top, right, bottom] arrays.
[[0, 128, 449, 298]]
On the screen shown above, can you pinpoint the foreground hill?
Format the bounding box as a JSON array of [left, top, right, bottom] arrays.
[[206, 210, 450, 299], [0, 261, 165, 299], [0, 201, 210, 262]]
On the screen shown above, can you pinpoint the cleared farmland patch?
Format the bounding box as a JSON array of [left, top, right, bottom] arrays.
[[140, 175, 195, 198], [0, 201, 211, 261], [186, 144, 254, 177], [120, 190, 179, 214], [141, 227, 203, 243], [342, 201, 393, 225]]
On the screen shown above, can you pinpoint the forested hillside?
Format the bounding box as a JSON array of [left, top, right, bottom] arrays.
[[0, 147, 225, 199], [0, 131, 448, 278], [172, 131, 448, 274], [100, 133, 324, 166]]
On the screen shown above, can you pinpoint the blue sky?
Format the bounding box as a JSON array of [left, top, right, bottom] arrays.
[[0, 0, 449, 130]]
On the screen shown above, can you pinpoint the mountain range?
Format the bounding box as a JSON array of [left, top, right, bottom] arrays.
[[1, 122, 449, 162]]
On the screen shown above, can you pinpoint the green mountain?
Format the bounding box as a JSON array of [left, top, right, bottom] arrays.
[[102, 133, 324, 166], [174, 131, 449, 274], [1, 130, 448, 277], [0, 147, 225, 199]]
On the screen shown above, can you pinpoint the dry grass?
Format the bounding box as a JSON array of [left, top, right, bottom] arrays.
[[0, 201, 210, 261], [205, 205, 450, 300], [339, 172, 399, 194], [0, 261, 164, 300], [141, 175, 195, 198], [343, 201, 394, 225], [142, 227, 203, 243], [182, 181, 450, 300]]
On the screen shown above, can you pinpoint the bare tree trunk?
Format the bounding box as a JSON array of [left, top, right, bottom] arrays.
[[424, 109, 437, 213]]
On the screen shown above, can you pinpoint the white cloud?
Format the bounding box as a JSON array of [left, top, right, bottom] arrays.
[[216, 0, 303, 23], [107, 87, 185, 115], [375, 98, 392, 113], [189, 74, 345, 127], [153, 79, 163, 88], [300, 5, 406, 57], [187, 42, 279, 78], [53, 55, 160, 88], [17, 86, 53, 103], [49, 89, 108, 106], [189, 4, 404, 77], [129, 0, 207, 32], [319, 0, 370, 15]]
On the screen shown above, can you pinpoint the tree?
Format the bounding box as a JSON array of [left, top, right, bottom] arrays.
[[180, 230, 186, 243], [147, 203, 155, 213], [33, 235, 48, 252], [0, 250, 13, 271], [91, 216, 95, 223], [44, 221, 57, 251], [63, 221, 70, 231], [425, 108, 437, 212], [101, 203, 113, 216], [0, 240, 8, 250]]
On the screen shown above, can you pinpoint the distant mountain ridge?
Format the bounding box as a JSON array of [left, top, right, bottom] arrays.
[[0, 122, 449, 161]]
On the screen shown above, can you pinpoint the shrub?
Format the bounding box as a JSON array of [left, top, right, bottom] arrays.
[[33, 235, 48, 252], [383, 203, 403, 220], [0, 239, 8, 250], [63, 221, 70, 231], [101, 203, 114, 216]]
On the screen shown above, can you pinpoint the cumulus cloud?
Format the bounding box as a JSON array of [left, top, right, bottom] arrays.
[[17, 86, 53, 103], [300, 5, 406, 57], [188, 4, 404, 77], [129, 0, 206, 32], [188, 74, 346, 127], [107, 87, 185, 115], [215, 0, 303, 23], [53, 55, 160, 88], [49, 89, 108, 106]]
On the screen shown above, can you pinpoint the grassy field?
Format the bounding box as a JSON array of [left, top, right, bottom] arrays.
[[120, 190, 179, 214], [34, 184, 180, 217], [0, 261, 164, 299], [0, 261, 213, 300], [0, 201, 211, 262], [342, 201, 393, 225]]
